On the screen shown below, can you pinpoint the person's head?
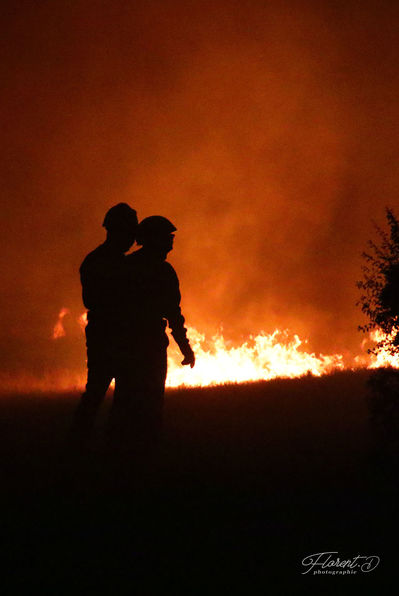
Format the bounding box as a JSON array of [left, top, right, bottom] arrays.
[[136, 216, 177, 256], [103, 203, 138, 252]]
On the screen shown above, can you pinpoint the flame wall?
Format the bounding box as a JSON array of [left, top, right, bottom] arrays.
[[1, 0, 399, 384]]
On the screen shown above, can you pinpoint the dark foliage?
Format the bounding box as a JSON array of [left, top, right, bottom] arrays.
[[357, 208, 399, 355], [367, 368, 399, 447]]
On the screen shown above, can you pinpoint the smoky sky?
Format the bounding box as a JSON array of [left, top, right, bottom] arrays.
[[1, 0, 399, 378]]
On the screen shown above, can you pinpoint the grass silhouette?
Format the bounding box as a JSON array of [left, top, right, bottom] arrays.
[[0, 369, 397, 591]]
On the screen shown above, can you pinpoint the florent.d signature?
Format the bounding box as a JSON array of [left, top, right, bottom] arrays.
[[301, 551, 380, 575]]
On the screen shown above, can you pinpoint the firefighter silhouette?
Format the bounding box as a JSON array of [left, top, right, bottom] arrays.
[[107, 215, 195, 452], [70, 203, 138, 446]]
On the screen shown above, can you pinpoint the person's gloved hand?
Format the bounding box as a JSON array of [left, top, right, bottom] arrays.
[[181, 345, 195, 368]]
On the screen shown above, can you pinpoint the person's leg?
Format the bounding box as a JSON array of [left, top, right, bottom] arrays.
[[141, 347, 167, 447], [69, 329, 114, 448], [106, 345, 167, 454], [105, 351, 135, 452], [74, 366, 113, 423], [127, 347, 167, 452]]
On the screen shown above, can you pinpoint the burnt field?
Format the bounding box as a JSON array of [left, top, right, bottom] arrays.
[[0, 369, 398, 592]]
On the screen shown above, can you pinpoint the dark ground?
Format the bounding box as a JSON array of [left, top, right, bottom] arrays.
[[0, 369, 397, 593]]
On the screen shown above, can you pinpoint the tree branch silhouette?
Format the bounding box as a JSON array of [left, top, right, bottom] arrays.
[[357, 208, 399, 356]]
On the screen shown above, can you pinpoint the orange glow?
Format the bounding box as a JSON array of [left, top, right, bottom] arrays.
[[2, 2, 399, 397], [52, 308, 70, 339]]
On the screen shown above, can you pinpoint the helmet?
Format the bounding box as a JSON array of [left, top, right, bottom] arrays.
[[102, 203, 138, 231], [136, 216, 177, 245]]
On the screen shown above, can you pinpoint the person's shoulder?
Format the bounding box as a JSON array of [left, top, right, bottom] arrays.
[[162, 260, 176, 273], [79, 244, 107, 272], [162, 261, 179, 281]]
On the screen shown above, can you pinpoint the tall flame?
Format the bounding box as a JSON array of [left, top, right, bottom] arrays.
[[166, 327, 344, 387], [359, 329, 399, 369], [52, 310, 346, 387], [78, 312, 88, 332]]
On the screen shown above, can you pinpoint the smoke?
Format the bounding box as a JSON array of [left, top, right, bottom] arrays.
[[1, 0, 399, 379]]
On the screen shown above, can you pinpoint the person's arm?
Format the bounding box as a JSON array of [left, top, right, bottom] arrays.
[[164, 266, 195, 368], [79, 257, 98, 311]]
